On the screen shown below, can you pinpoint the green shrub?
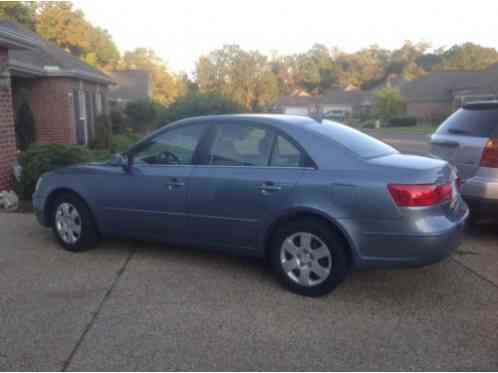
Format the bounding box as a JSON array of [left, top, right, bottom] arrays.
[[110, 109, 127, 134], [15, 144, 94, 200], [90, 115, 113, 150], [387, 116, 417, 127], [111, 131, 141, 153], [124, 99, 161, 132], [15, 102, 36, 151]]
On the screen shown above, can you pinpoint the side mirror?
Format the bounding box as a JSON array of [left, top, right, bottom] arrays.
[[110, 153, 131, 171]]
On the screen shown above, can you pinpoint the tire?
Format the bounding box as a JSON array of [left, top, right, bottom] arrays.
[[51, 193, 99, 252], [269, 218, 350, 297]]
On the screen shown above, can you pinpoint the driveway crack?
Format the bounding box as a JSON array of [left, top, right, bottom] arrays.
[[450, 257, 498, 290], [61, 248, 136, 371]]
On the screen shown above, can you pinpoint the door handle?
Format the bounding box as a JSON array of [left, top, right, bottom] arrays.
[[165, 178, 185, 189], [259, 182, 282, 194]]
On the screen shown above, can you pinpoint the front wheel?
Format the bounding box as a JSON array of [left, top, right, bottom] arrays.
[[270, 219, 350, 297], [51, 193, 99, 252]]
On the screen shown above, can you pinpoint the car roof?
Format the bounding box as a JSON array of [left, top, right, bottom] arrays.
[[170, 113, 320, 130]]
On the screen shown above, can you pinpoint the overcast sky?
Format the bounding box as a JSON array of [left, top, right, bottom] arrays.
[[73, 0, 498, 73]]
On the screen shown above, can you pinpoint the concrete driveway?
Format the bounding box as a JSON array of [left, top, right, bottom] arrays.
[[1, 213, 497, 371], [1, 133, 497, 370]]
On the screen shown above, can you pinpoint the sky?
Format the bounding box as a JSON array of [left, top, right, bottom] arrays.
[[73, 0, 498, 73]]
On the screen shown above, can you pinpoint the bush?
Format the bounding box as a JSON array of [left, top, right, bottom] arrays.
[[124, 99, 161, 132], [15, 144, 94, 200], [159, 92, 244, 125], [387, 116, 417, 127], [15, 102, 36, 151], [111, 131, 141, 153], [373, 87, 406, 121], [110, 109, 127, 134], [90, 115, 113, 150]]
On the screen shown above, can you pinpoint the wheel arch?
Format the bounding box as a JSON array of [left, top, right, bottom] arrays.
[[44, 188, 99, 233], [263, 208, 356, 267]]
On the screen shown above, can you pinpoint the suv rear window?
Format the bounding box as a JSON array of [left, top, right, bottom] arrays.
[[436, 108, 498, 138]]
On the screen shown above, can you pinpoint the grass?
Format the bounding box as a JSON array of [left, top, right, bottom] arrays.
[[369, 125, 437, 135]]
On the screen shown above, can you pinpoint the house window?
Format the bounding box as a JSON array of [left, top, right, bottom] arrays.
[[78, 90, 88, 144], [96, 90, 103, 115], [79, 90, 86, 120]]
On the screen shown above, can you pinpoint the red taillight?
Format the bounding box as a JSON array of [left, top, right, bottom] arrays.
[[388, 182, 453, 207], [480, 138, 498, 168]]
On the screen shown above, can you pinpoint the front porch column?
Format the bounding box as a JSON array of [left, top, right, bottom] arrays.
[[0, 47, 17, 191]]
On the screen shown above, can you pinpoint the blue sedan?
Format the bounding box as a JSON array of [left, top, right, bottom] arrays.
[[33, 115, 468, 296]]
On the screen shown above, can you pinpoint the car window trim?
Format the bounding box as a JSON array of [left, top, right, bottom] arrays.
[[201, 121, 317, 169], [207, 123, 276, 167]]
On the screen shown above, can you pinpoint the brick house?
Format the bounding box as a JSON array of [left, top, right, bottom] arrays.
[[0, 21, 113, 191], [275, 89, 373, 119], [401, 67, 498, 121]]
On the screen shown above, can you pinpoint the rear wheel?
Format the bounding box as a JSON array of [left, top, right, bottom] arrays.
[[270, 219, 350, 297], [51, 193, 99, 252]]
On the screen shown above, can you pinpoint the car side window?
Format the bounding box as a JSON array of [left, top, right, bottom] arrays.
[[270, 135, 304, 167], [134, 124, 206, 165], [209, 124, 273, 166]]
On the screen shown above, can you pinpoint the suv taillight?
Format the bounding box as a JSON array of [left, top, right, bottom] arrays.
[[480, 138, 498, 168], [388, 182, 452, 207]]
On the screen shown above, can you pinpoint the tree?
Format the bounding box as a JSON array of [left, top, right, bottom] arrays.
[[437, 43, 498, 71], [36, 2, 91, 57], [196, 44, 279, 110], [374, 87, 406, 121], [0, 2, 38, 30], [36, 2, 119, 71], [121, 48, 185, 105], [160, 92, 244, 124]]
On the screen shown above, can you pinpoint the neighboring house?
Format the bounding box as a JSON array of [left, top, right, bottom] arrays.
[[108, 69, 152, 105], [0, 21, 113, 191], [401, 67, 498, 121], [275, 88, 373, 119]]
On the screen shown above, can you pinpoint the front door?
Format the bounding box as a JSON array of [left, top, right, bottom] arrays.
[[97, 123, 207, 242], [187, 122, 306, 251]]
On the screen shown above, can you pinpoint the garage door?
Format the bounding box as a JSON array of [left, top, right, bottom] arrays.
[[284, 107, 308, 116]]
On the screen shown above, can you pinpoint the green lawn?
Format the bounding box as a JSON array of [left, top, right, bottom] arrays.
[[368, 125, 437, 135]]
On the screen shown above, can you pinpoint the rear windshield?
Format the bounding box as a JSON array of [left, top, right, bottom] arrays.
[[318, 120, 397, 159], [436, 108, 498, 138]]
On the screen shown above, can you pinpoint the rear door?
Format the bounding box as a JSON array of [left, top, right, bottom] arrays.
[[187, 122, 307, 251], [430, 107, 498, 180]]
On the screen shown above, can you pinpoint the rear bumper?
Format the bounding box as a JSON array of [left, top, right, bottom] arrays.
[[343, 204, 469, 270], [461, 174, 498, 217], [461, 174, 498, 201]]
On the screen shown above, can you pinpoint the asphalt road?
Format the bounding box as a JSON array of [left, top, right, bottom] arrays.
[[0, 133, 497, 371]]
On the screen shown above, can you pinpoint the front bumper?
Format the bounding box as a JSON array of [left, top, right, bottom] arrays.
[[32, 195, 49, 227]]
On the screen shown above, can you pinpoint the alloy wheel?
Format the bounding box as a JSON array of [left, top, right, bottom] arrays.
[[279, 232, 332, 287]]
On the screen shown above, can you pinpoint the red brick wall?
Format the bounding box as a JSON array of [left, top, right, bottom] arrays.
[[406, 101, 452, 122], [30, 78, 108, 145], [30, 78, 77, 145], [0, 47, 17, 191]]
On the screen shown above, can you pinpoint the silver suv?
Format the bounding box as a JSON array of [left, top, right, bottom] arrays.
[[431, 102, 498, 221]]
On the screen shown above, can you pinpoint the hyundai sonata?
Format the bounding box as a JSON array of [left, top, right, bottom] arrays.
[[33, 115, 468, 296]]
